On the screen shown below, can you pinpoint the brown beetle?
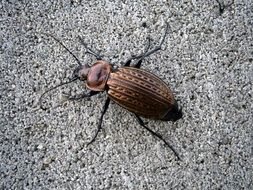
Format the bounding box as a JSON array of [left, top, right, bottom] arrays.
[[39, 23, 182, 160]]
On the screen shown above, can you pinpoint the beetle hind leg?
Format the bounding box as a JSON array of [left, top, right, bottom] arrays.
[[78, 36, 103, 60], [87, 97, 111, 145], [134, 114, 181, 160]]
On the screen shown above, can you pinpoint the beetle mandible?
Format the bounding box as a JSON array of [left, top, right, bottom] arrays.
[[39, 23, 183, 160]]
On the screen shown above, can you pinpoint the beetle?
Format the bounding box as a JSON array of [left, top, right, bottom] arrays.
[[39, 23, 183, 160]]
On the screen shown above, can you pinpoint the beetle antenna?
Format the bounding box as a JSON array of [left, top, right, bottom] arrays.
[[39, 77, 78, 110], [40, 32, 82, 66]]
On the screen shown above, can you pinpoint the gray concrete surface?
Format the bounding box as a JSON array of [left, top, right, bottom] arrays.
[[0, 0, 252, 189]]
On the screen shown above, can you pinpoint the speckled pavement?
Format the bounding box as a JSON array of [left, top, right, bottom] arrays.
[[0, 1, 252, 189]]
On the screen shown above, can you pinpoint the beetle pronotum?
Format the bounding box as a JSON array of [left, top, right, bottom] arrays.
[[39, 23, 183, 160]]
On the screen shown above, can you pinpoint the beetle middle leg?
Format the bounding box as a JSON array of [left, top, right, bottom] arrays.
[[124, 23, 170, 68], [133, 37, 151, 68], [134, 114, 181, 160], [78, 36, 103, 60], [124, 37, 151, 67], [87, 97, 111, 145]]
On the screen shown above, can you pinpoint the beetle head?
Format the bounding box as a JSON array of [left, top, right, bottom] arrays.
[[73, 64, 90, 81], [85, 61, 112, 91]]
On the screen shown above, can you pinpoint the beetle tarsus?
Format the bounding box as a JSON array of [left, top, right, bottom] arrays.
[[134, 114, 181, 160], [78, 36, 103, 60], [87, 97, 111, 145]]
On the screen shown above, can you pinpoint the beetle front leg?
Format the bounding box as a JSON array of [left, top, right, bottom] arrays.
[[66, 91, 100, 101], [78, 36, 103, 60], [87, 97, 111, 145], [134, 114, 181, 160]]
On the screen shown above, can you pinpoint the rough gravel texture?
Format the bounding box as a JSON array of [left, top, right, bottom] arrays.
[[0, 0, 252, 189]]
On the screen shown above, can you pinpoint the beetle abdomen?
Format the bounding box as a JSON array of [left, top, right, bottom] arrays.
[[107, 67, 175, 119]]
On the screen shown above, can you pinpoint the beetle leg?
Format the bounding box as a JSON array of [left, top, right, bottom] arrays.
[[133, 59, 143, 69], [215, 0, 225, 15], [78, 36, 103, 60], [123, 37, 151, 67], [215, 0, 233, 15], [133, 37, 152, 68], [87, 97, 111, 145], [134, 114, 181, 160], [136, 23, 170, 61], [123, 58, 132, 67], [127, 23, 170, 68], [66, 91, 100, 101]]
